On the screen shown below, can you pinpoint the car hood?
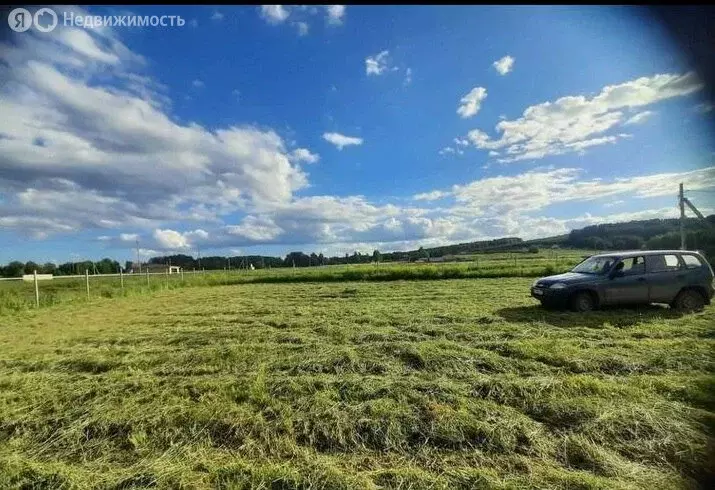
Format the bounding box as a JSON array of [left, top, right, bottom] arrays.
[[535, 272, 598, 286]]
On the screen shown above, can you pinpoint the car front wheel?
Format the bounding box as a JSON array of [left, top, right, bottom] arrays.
[[540, 299, 559, 310], [672, 290, 705, 313], [570, 291, 595, 312]]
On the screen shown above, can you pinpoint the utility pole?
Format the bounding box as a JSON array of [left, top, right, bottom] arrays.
[[679, 183, 686, 250]]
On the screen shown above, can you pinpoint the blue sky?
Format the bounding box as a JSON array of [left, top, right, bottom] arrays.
[[1, 5, 714, 264]]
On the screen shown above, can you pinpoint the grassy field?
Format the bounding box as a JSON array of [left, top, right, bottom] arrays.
[[0, 250, 590, 314], [0, 278, 713, 489]]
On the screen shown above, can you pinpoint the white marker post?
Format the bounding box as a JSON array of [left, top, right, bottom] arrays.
[[34, 270, 39, 308], [85, 269, 90, 300]]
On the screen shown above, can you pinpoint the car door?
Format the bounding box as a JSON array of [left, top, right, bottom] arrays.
[[604, 256, 649, 305], [646, 253, 685, 303]]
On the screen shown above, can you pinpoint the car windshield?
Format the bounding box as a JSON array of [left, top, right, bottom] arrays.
[[571, 256, 617, 275]]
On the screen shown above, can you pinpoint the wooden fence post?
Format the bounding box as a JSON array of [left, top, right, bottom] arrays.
[[34, 270, 39, 308], [120, 267, 124, 291], [85, 269, 90, 300], [146, 268, 149, 287], [166, 267, 169, 289]]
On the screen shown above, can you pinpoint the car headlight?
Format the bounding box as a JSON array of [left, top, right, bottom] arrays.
[[550, 282, 567, 289]]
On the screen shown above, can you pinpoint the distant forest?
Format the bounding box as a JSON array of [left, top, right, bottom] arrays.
[[559, 215, 715, 251], [1, 215, 713, 277]]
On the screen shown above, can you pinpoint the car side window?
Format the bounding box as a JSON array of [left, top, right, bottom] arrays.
[[681, 254, 703, 269], [646, 254, 681, 273], [619, 256, 645, 275]]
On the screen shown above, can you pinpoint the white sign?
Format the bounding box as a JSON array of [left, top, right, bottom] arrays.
[[22, 274, 54, 282]]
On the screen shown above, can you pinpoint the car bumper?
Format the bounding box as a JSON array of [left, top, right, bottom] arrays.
[[531, 286, 570, 303]]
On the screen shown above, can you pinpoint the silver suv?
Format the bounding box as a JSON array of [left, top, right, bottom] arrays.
[[531, 250, 715, 312]]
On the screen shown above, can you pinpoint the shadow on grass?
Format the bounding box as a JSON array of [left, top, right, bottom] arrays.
[[495, 304, 685, 329]]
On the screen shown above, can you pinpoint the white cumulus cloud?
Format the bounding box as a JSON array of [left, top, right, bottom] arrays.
[[94, 165, 715, 256], [259, 5, 346, 31], [493, 55, 515, 75], [462, 72, 702, 162], [290, 148, 320, 164], [322, 132, 363, 150], [260, 5, 290, 24], [457, 87, 487, 118], [0, 19, 312, 239], [413, 190, 449, 201], [365, 50, 390, 76], [153, 229, 190, 249], [325, 5, 346, 25], [295, 21, 309, 36]]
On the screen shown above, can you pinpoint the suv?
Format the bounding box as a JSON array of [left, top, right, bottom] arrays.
[[530, 250, 715, 312]]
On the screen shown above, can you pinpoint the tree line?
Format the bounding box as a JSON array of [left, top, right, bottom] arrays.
[[0, 258, 122, 278], [0, 237, 525, 277], [142, 237, 527, 271], [1, 216, 713, 277], [148, 251, 378, 270], [558, 215, 715, 261]]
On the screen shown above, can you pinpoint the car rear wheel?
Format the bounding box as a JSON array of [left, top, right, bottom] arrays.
[[672, 290, 705, 313], [570, 291, 595, 312]]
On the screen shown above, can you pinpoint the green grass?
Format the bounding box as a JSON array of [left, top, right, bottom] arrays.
[[0, 278, 713, 489], [0, 249, 590, 314]]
